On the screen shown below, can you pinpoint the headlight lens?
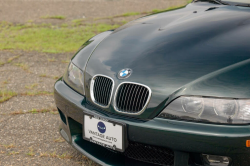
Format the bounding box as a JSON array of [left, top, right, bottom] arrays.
[[213, 99, 238, 118], [63, 62, 84, 95], [158, 96, 250, 124], [181, 97, 204, 115]]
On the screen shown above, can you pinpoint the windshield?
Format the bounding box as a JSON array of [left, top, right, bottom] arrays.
[[196, 0, 250, 5], [221, 0, 250, 5]]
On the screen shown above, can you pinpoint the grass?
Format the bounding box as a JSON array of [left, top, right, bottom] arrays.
[[48, 151, 72, 159], [20, 91, 53, 96], [28, 108, 51, 114], [53, 76, 60, 80], [0, 61, 4, 66], [150, 5, 187, 14], [41, 15, 66, 20], [50, 151, 57, 158], [54, 137, 65, 143], [27, 147, 35, 156], [97, 3, 190, 20], [8, 151, 19, 155], [10, 108, 57, 115], [42, 50, 60, 53], [39, 74, 60, 80], [122, 12, 140, 17], [39, 74, 47, 77], [58, 153, 73, 159], [39, 152, 49, 157], [62, 59, 70, 64], [0, 2, 192, 53], [0, 89, 54, 103], [0, 90, 17, 103], [2, 144, 15, 149], [25, 83, 38, 90], [2, 80, 8, 84], [0, 23, 120, 53], [72, 19, 85, 26], [47, 57, 56, 62], [0, 89, 56, 105], [14, 63, 29, 71], [0, 55, 20, 67], [7, 55, 20, 63]]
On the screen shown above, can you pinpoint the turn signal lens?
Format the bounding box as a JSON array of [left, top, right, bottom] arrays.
[[246, 140, 250, 147]]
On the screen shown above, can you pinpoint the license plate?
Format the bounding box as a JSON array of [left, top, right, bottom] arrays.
[[83, 112, 126, 152]]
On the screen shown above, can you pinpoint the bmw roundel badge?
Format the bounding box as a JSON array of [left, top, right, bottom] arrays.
[[97, 122, 106, 133], [118, 68, 132, 79]]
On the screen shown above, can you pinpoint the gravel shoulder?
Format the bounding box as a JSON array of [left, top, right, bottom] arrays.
[[0, 0, 187, 24]]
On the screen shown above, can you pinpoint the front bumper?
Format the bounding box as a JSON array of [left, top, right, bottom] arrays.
[[54, 79, 250, 166]]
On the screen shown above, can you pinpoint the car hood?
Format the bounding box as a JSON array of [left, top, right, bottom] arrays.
[[83, 2, 250, 119]]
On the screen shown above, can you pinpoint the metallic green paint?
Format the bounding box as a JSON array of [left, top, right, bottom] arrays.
[[71, 2, 250, 120], [55, 1, 250, 165], [55, 79, 250, 165]]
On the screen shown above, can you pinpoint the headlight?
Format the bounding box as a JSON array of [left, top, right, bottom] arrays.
[[63, 62, 84, 95], [158, 96, 250, 124]]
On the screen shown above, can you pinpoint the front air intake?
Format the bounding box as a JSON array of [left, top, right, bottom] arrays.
[[90, 75, 114, 108], [123, 142, 174, 166], [114, 82, 151, 115]]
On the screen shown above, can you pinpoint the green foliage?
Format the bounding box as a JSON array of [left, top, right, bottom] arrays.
[[0, 1, 191, 53], [14, 63, 29, 71], [122, 12, 140, 17], [21, 91, 53, 96], [0, 23, 120, 53], [25, 83, 38, 90], [7, 55, 20, 63], [0, 90, 17, 103], [97, 1, 190, 20], [151, 6, 186, 14], [41, 15, 66, 20], [26, 147, 35, 156], [0, 55, 20, 67], [72, 19, 85, 26], [0, 61, 4, 67]]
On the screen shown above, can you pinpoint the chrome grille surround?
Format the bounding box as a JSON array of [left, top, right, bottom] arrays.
[[114, 82, 152, 115], [90, 74, 114, 108]]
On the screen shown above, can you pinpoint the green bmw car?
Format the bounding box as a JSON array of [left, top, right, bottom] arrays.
[[54, 0, 250, 165]]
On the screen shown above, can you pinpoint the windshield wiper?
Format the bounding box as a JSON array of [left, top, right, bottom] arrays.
[[235, 3, 250, 7], [194, 0, 230, 5]]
